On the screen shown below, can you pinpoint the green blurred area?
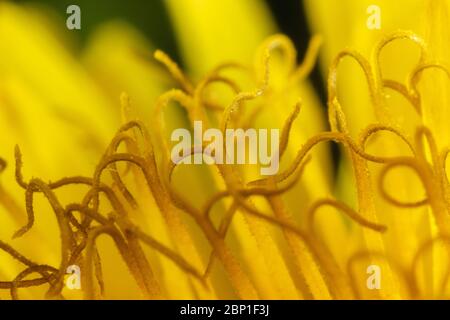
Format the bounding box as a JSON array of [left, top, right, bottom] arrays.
[[15, 0, 181, 61], [13, 1, 311, 67], [13, 0, 325, 107], [12, 0, 334, 163]]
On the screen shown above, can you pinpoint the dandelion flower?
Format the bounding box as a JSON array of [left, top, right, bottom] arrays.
[[0, 0, 450, 300]]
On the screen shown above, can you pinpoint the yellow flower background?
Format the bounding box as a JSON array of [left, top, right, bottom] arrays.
[[1, 0, 450, 300]]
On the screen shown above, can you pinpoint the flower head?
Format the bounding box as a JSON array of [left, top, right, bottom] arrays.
[[1, 0, 450, 300]]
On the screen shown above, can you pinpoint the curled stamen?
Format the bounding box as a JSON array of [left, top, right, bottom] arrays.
[[8, 32, 449, 301], [255, 131, 392, 186], [118, 120, 154, 160], [10, 265, 59, 300], [154, 90, 195, 121], [92, 153, 156, 210], [0, 240, 41, 267], [64, 203, 108, 265], [279, 102, 301, 159], [373, 31, 428, 86], [359, 124, 416, 161], [194, 74, 241, 116], [382, 79, 421, 114], [220, 83, 267, 136], [100, 135, 216, 298], [118, 119, 155, 157], [161, 161, 259, 299], [255, 34, 297, 77], [210, 62, 249, 75], [13, 179, 73, 296], [202, 201, 239, 279], [15, 146, 94, 190], [202, 157, 311, 285], [106, 132, 140, 208], [307, 198, 388, 234], [328, 50, 381, 131], [378, 157, 450, 235], [291, 34, 323, 81], [415, 126, 441, 167], [0, 277, 51, 290], [229, 190, 353, 299], [66, 203, 110, 225], [408, 63, 450, 102], [13, 185, 35, 239], [15, 147, 96, 228], [219, 40, 273, 135], [441, 148, 450, 183], [154, 50, 194, 93], [202, 157, 308, 218], [0, 158, 28, 226], [167, 143, 220, 184], [14, 145, 27, 189], [0, 240, 57, 295], [154, 89, 196, 159], [84, 225, 156, 299], [378, 157, 429, 208], [82, 182, 163, 299]]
